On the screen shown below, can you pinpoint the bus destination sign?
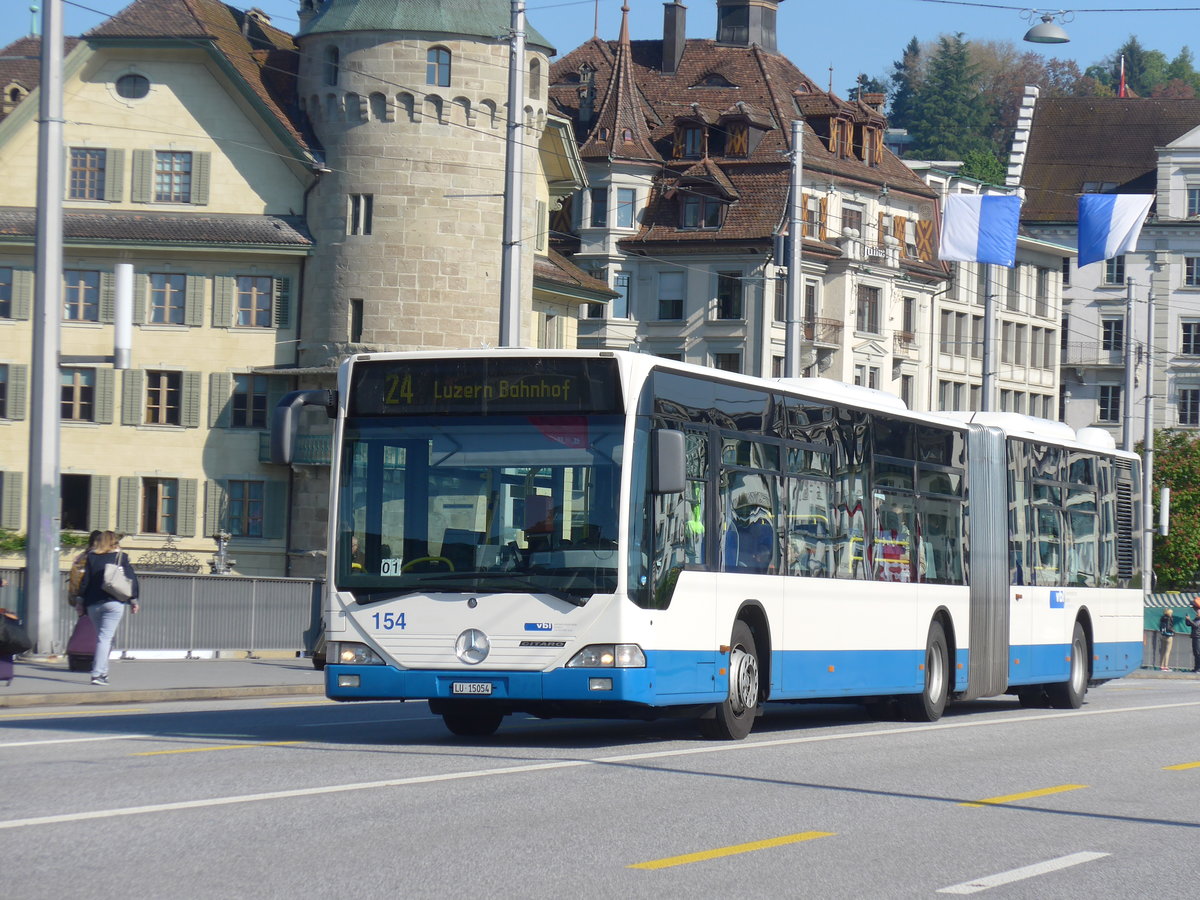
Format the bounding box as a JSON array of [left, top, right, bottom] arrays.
[[349, 357, 622, 416]]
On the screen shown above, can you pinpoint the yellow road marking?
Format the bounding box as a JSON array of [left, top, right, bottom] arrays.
[[628, 831, 835, 870], [960, 784, 1087, 808], [0, 708, 148, 720], [132, 741, 303, 756], [1163, 761, 1200, 770]]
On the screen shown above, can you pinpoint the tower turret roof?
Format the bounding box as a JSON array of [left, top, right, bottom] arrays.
[[301, 0, 554, 54]]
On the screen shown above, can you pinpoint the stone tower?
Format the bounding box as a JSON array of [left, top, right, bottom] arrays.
[[295, 0, 555, 366]]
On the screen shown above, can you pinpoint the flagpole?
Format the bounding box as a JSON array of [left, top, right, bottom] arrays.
[[981, 265, 994, 411], [1122, 277, 1135, 451]]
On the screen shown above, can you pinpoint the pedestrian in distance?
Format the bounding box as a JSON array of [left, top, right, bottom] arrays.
[[77, 531, 139, 685], [1158, 608, 1176, 671], [1185, 598, 1200, 674]]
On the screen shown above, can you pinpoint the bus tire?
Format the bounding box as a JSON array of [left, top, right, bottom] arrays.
[[900, 620, 949, 722], [1045, 622, 1088, 709], [441, 703, 504, 737], [700, 620, 760, 741]]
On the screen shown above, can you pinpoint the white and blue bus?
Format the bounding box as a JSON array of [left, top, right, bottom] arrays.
[[273, 350, 1144, 739]]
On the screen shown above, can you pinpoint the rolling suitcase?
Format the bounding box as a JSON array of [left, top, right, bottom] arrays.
[[66, 611, 97, 673]]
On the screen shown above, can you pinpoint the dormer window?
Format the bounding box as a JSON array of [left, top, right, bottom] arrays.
[[697, 73, 736, 88], [681, 193, 725, 230], [727, 123, 749, 157], [861, 126, 881, 167], [622, 129, 633, 143], [674, 125, 704, 159]]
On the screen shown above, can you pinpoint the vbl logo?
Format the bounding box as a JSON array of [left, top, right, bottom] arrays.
[[524, 622, 552, 631]]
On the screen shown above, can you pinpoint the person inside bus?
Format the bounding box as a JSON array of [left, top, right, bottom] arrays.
[[523, 496, 565, 555]]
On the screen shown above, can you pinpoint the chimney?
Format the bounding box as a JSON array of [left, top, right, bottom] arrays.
[[662, 1, 686, 74], [298, 0, 320, 31], [861, 92, 885, 112]]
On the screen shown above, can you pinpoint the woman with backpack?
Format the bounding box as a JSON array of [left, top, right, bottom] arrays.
[[77, 531, 139, 685]]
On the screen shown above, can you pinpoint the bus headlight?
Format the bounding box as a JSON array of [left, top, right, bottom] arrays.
[[566, 644, 646, 668], [335, 642, 384, 665]]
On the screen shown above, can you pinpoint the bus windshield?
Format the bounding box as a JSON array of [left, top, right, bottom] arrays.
[[335, 414, 624, 603]]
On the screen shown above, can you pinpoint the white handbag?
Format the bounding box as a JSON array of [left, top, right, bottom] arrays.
[[102, 552, 135, 602]]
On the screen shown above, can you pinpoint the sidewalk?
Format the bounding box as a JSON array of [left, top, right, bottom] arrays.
[[0, 654, 325, 708]]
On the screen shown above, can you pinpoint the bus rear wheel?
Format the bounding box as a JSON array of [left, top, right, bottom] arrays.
[[1045, 622, 1088, 709], [700, 620, 760, 741], [440, 703, 504, 737], [900, 620, 949, 722]]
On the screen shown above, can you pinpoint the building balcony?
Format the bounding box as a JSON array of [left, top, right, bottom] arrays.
[[1060, 342, 1125, 368], [805, 318, 843, 348], [893, 330, 919, 358], [259, 432, 332, 466]]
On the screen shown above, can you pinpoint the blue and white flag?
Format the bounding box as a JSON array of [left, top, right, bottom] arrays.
[[938, 194, 1022, 267], [1077, 194, 1153, 266]]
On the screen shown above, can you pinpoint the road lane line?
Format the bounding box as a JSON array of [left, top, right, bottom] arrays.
[[0, 708, 148, 720], [0, 734, 154, 749], [937, 851, 1110, 894], [628, 831, 834, 869], [959, 784, 1087, 808], [131, 740, 304, 756], [1163, 761, 1200, 770], [3, 698, 1199, 830]]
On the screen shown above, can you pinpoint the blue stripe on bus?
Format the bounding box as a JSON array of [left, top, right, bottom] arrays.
[[324, 641, 1144, 706]]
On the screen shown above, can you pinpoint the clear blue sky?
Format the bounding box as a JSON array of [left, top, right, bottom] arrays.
[[6, 0, 1200, 95]]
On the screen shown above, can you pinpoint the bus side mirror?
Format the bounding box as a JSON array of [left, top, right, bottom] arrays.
[[651, 429, 686, 495], [271, 389, 336, 465]]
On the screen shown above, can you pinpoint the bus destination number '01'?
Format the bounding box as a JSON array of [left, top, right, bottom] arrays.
[[371, 611, 407, 631]]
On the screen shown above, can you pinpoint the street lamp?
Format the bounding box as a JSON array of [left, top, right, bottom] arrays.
[[1023, 10, 1072, 44]]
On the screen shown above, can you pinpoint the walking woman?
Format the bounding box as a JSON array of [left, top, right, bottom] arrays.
[[1185, 599, 1200, 674], [77, 531, 139, 685]]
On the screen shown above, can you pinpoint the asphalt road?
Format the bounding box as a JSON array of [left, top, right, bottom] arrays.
[[2, 678, 1197, 898]]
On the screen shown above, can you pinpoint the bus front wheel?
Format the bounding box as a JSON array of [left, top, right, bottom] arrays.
[[900, 620, 949, 722], [1045, 622, 1088, 709], [440, 703, 504, 737], [700, 620, 760, 741]]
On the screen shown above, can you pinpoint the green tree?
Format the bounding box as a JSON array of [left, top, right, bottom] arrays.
[[887, 37, 923, 131], [848, 74, 889, 103], [958, 148, 1006, 184], [1150, 431, 1200, 589], [907, 34, 990, 159]]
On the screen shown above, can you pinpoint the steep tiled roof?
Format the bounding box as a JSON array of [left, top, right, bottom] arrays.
[[0, 36, 83, 121], [535, 249, 618, 299], [578, 5, 661, 163], [84, 0, 309, 152], [551, 33, 934, 247], [0, 207, 312, 246], [1022, 97, 1200, 222]]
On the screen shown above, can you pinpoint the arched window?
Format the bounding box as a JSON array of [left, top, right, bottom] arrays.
[[427, 48, 451, 87], [528, 59, 542, 98], [324, 46, 340, 86]]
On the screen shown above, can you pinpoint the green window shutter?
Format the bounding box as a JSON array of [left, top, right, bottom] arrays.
[[99, 270, 115, 323], [116, 475, 140, 535], [0, 471, 22, 530], [13, 269, 34, 320], [94, 367, 115, 424], [132, 273, 147, 325], [213, 276, 233, 327], [105, 149, 125, 202], [7, 364, 27, 420], [191, 152, 210, 206], [264, 480, 288, 539], [273, 276, 291, 328], [209, 372, 232, 427], [89, 475, 110, 531], [177, 478, 198, 537], [121, 369, 145, 425], [182, 371, 201, 428], [131, 149, 153, 203], [205, 479, 227, 536], [184, 275, 205, 326]]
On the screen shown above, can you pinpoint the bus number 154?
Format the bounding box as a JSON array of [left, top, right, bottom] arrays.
[[371, 612, 408, 631]]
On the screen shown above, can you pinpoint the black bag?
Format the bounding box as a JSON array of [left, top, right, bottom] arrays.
[[0, 611, 32, 656]]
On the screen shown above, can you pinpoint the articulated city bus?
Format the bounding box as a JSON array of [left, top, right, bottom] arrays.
[[273, 350, 1144, 739]]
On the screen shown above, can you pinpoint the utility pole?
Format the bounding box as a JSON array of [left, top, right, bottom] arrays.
[[981, 265, 994, 410], [1142, 290, 1155, 599], [498, 0, 526, 347], [27, 0, 64, 654], [1122, 277, 1136, 452], [784, 119, 804, 377]]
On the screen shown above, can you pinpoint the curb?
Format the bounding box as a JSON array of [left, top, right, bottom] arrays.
[[0, 683, 325, 710]]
